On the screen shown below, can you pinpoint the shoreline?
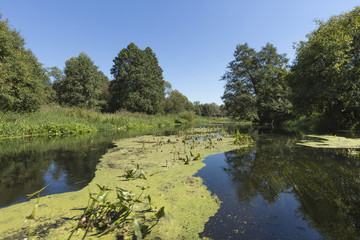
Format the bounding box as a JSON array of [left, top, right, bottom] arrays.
[[0, 128, 249, 239]]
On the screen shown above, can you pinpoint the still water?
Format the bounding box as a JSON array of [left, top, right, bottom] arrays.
[[196, 129, 360, 239], [0, 127, 184, 209]]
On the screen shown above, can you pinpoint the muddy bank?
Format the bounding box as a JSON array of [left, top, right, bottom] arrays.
[[0, 128, 249, 239]]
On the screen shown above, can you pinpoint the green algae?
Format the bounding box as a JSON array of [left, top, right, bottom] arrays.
[[297, 135, 360, 148], [0, 128, 250, 239]]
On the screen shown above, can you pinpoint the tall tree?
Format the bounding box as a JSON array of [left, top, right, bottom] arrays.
[[0, 15, 52, 112], [109, 43, 165, 114], [53, 52, 109, 109], [222, 43, 292, 125], [164, 89, 193, 114], [288, 6, 360, 130]]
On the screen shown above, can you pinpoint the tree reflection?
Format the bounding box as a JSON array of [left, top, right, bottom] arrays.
[[0, 135, 114, 208], [223, 134, 360, 239]]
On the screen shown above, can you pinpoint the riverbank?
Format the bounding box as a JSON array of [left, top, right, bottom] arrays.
[[0, 127, 251, 239], [0, 106, 228, 139]]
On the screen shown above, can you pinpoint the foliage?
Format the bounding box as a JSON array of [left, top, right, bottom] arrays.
[[164, 89, 193, 114], [0, 106, 201, 139], [288, 6, 360, 131], [124, 164, 147, 180], [193, 101, 224, 117], [233, 130, 254, 145], [222, 43, 292, 125], [109, 43, 165, 114], [0, 15, 53, 112], [52, 52, 109, 110], [68, 184, 165, 239], [25, 184, 49, 239]]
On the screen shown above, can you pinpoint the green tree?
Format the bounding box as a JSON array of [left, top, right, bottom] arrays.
[[288, 7, 360, 130], [53, 52, 109, 110], [109, 43, 165, 114], [164, 89, 193, 114], [0, 15, 52, 112], [222, 43, 292, 125]]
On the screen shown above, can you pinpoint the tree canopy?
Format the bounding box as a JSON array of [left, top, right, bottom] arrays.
[[222, 43, 292, 125], [52, 52, 109, 110], [164, 89, 193, 114], [288, 6, 360, 130], [0, 15, 52, 112], [109, 43, 165, 114]]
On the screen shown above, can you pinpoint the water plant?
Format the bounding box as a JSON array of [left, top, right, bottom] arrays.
[[68, 184, 165, 239], [24, 184, 49, 239], [124, 164, 146, 180], [233, 130, 253, 145]]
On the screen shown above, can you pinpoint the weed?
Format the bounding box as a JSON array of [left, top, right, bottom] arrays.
[[25, 184, 49, 239], [68, 184, 165, 239], [124, 164, 146, 180], [233, 130, 253, 145]]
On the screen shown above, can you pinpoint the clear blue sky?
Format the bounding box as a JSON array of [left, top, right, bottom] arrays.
[[1, 1, 358, 105]]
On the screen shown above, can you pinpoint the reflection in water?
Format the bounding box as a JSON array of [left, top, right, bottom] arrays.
[[0, 125, 189, 209], [196, 133, 360, 239], [0, 135, 115, 208]]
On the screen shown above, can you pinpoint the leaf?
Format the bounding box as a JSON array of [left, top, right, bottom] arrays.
[[26, 184, 50, 199], [155, 206, 165, 220], [193, 153, 201, 161], [134, 219, 143, 240]]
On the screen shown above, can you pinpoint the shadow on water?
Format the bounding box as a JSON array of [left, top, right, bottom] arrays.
[[196, 127, 360, 239], [0, 125, 189, 209]]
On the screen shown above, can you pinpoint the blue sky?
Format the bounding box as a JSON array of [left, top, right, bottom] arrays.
[[1, 1, 358, 105]]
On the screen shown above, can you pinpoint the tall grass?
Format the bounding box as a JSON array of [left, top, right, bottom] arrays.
[[0, 106, 204, 139]]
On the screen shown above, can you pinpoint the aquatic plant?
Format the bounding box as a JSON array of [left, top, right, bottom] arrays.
[[68, 184, 165, 239], [25, 184, 49, 239], [124, 164, 146, 180], [233, 130, 253, 145]]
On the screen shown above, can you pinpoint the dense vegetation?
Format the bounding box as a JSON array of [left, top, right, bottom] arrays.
[[222, 43, 292, 126], [2, 7, 359, 133], [0, 15, 52, 112], [0, 15, 226, 139], [0, 106, 209, 139], [223, 6, 360, 132], [52, 52, 109, 110]]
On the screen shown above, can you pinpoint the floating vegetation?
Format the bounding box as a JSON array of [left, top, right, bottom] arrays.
[[25, 184, 49, 239], [68, 184, 165, 239], [298, 135, 360, 148], [0, 126, 253, 239], [124, 164, 147, 180], [233, 130, 254, 145]]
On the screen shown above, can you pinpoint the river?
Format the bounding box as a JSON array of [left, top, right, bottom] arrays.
[[1, 125, 360, 239], [196, 127, 360, 239]]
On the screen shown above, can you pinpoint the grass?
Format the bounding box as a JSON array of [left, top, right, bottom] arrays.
[[0, 106, 216, 139]]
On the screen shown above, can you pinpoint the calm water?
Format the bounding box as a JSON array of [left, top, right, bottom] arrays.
[[0, 126, 186, 209], [196, 131, 360, 239], [0, 134, 116, 208]]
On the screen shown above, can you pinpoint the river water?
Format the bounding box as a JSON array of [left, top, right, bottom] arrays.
[[196, 128, 360, 239], [0, 127, 183, 209], [1, 126, 360, 239]]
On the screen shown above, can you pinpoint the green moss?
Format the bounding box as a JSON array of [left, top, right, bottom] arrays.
[[297, 135, 360, 148], [0, 128, 250, 239]]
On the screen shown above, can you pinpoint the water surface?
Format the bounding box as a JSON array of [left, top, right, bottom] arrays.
[[196, 132, 360, 239]]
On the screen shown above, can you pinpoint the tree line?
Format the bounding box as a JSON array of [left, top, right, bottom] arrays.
[[222, 6, 360, 131], [0, 14, 223, 117]]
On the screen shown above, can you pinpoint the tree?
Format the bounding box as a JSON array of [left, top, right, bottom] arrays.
[[164, 89, 193, 114], [109, 43, 165, 114], [52, 52, 109, 110], [288, 7, 360, 130], [222, 43, 292, 125], [0, 15, 53, 112]]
